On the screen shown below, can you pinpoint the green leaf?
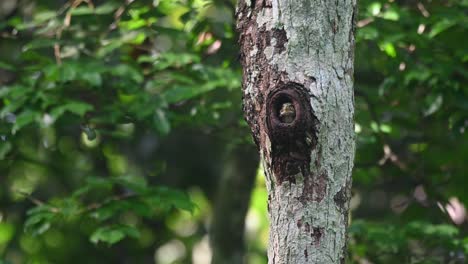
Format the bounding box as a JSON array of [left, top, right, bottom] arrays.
[[407, 221, 459, 238], [0, 142, 12, 160], [424, 94, 443, 116], [379, 42, 397, 58], [12, 111, 40, 134], [33, 11, 57, 23], [72, 177, 113, 198], [0, 61, 15, 71], [357, 27, 379, 40], [70, 7, 95, 16], [50, 102, 94, 119], [0, 223, 15, 245], [381, 9, 399, 21], [163, 84, 213, 104], [109, 64, 144, 84], [65, 102, 94, 116], [90, 225, 140, 245], [429, 19, 456, 38], [81, 72, 102, 87], [114, 176, 148, 193], [59, 63, 78, 82], [151, 53, 200, 70], [153, 109, 171, 135], [24, 205, 56, 236], [368, 2, 381, 16], [97, 39, 125, 57], [155, 187, 196, 213], [94, 3, 119, 14], [70, 2, 118, 16], [89, 200, 125, 221], [23, 39, 59, 51]]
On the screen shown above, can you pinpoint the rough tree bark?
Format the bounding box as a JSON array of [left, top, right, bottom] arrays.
[[236, 0, 356, 263]]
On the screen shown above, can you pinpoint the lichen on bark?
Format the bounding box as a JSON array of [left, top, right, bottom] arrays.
[[236, 0, 357, 263]]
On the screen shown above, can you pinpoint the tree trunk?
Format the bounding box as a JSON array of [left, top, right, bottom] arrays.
[[210, 144, 259, 264], [236, 0, 356, 263]]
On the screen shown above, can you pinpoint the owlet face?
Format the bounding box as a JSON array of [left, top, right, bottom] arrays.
[[278, 102, 296, 123]]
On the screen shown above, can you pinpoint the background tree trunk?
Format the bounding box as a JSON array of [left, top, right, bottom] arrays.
[[236, 0, 356, 263], [210, 144, 259, 264]]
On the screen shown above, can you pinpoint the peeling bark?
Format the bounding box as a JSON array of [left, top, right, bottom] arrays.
[[236, 0, 356, 263]]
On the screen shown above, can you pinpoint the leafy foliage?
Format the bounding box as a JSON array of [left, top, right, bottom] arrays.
[[349, 0, 468, 263], [349, 220, 467, 263], [23, 175, 194, 245], [1, 0, 242, 262]]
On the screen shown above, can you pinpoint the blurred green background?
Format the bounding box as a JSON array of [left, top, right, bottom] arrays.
[[0, 0, 467, 263]]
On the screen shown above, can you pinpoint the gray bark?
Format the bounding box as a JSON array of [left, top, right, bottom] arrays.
[[236, 0, 356, 263]]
